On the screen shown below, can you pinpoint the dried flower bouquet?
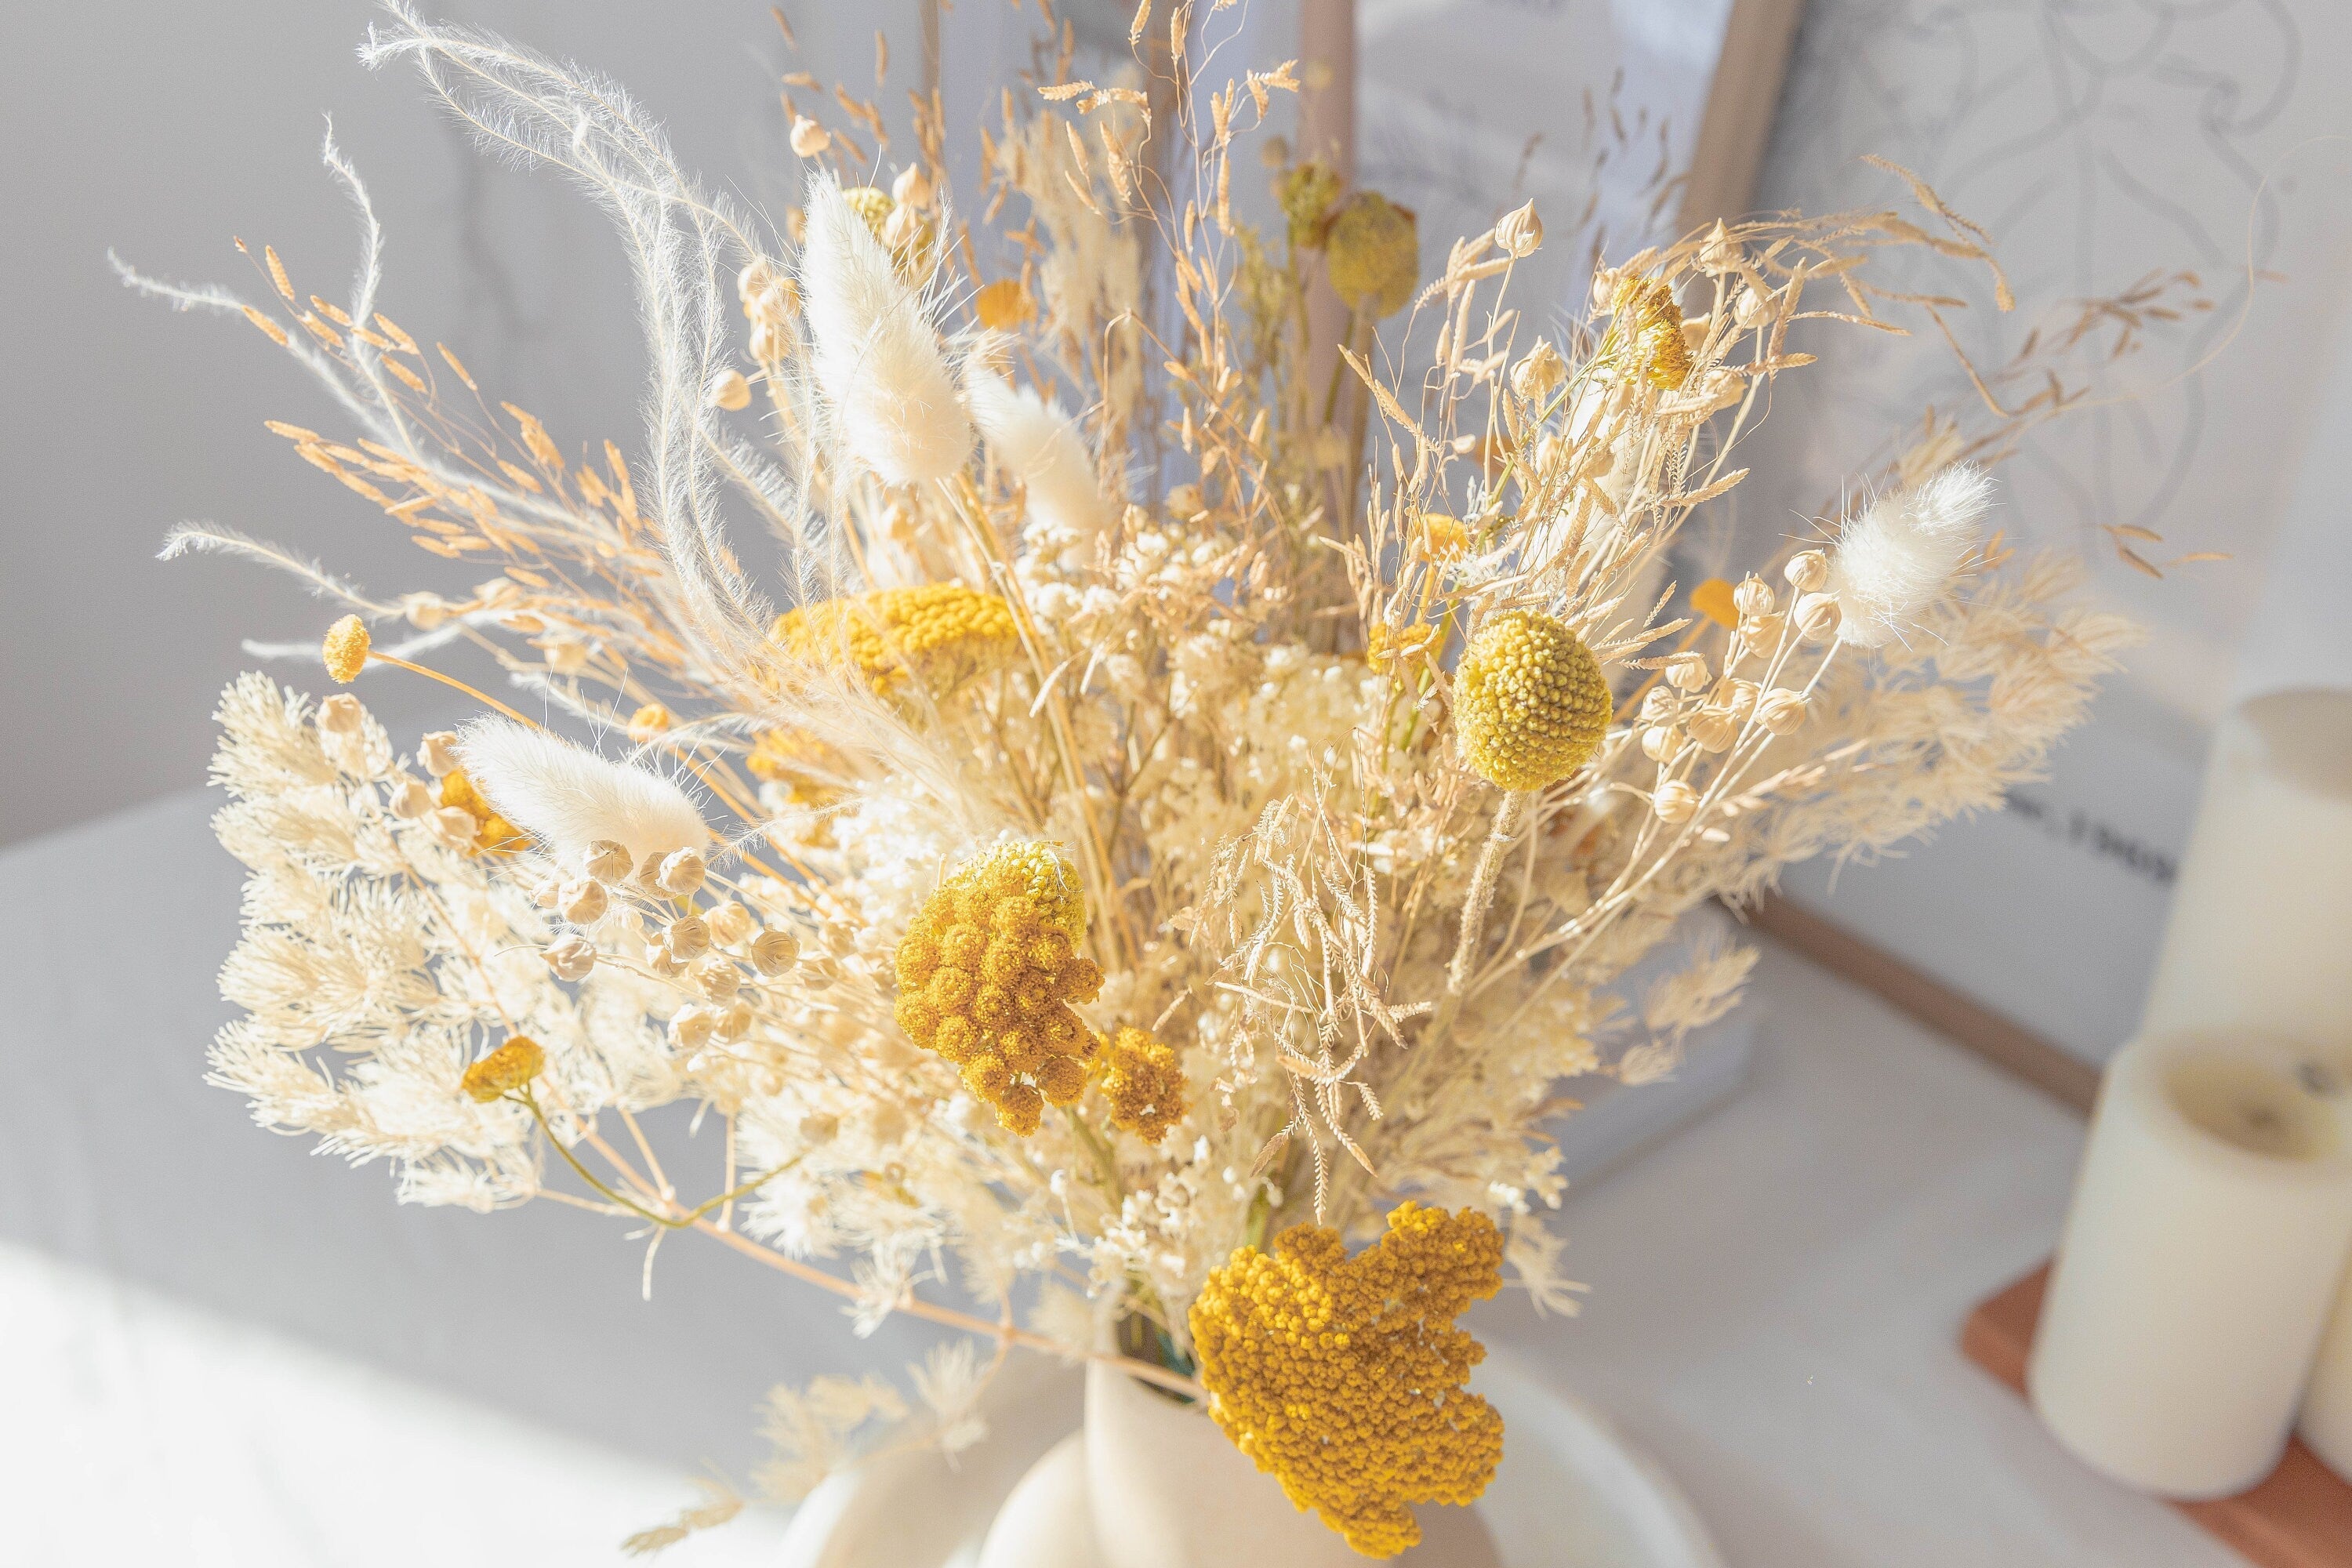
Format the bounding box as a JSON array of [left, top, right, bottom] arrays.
[[129, 4, 2156, 1555]]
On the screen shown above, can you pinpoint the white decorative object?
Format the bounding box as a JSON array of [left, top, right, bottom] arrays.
[[2028, 1030, 2352, 1497], [1083, 1361, 1365, 1568], [2141, 690, 2352, 1048], [2307, 1258, 2352, 1482], [978, 1434, 1103, 1568]]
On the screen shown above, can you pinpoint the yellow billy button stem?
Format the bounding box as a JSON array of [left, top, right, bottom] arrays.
[[1437, 609, 1613, 1042]]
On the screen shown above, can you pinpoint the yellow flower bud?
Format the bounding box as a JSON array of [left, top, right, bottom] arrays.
[[461, 1036, 544, 1102], [973, 278, 1036, 332], [321, 615, 371, 683], [1325, 192, 1419, 318]]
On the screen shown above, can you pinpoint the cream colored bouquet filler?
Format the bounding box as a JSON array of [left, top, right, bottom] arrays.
[[131, 4, 2181, 1559]]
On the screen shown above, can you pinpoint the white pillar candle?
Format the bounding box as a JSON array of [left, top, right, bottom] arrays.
[[2140, 689, 2352, 1047], [2028, 1030, 2352, 1497]]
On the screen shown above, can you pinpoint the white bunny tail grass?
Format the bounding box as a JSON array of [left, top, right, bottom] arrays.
[[1829, 464, 1994, 648], [967, 370, 1115, 543], [800, 177, 972, 486], [456, 718, 706, 867]]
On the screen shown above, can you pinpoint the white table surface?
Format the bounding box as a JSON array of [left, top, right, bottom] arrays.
[[0, 791, 2245, 1566]]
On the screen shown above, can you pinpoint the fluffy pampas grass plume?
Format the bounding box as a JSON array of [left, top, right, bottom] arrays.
[[1828, 464, 1994, 648], [800, 176, 973, 485], [968, 371, 1115, 546], [456, 719, 706, 866]]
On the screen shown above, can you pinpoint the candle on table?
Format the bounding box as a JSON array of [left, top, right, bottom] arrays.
[[2140, 689, 2352, 1047], [2028, 1030, 2352, 1497]]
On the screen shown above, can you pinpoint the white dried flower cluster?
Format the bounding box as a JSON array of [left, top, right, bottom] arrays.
[[140, 9, 2168, 1534]]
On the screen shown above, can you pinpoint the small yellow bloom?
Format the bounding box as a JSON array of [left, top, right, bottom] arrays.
[[1098, 1026, 1187, 1144], [1611, 275, 1693, 390], [1325, 192, 1419, 318], [893, 840, 1100, 1136], [436, 767, 527, 855], [1690, 577, 1739, 629], [1416, 512, 1472, 560], [462, 1036, 545, 1102], [1276, 159, 1342, 250], [627, 702, 673, 742], [1189, 1204, 1506, 1558], [841, 184, 895, 243], [1455, 608, 1612, 790], [321, 615, 371, 683], [771, 584, 1020, 705], [974, 278, 1035, 332]]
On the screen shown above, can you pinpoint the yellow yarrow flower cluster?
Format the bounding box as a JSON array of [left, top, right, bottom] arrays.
[[1454, 608, 1612, 791], [436, 766, 528, 855], [1611, 275, 1693, 390], [1098, 1026, 1188, 1145], [1189, 1203, 1506, 1559], [462, 1036, 545, 1102], [894, 841, 1102, 1135], [1326, 192, 1420, 319], [771, 584, 1019, 704]]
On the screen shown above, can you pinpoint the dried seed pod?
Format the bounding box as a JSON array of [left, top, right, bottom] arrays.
[[789, 115, 829, 157], [583, 840, 632, 884], [318, 693, 365, 734], [419, 731, 461, 778], [706, 369, 752, 411], [799, 1112, 840, 1145], [737, 259, 775, 305], [557, 878, 608, 925], [655, 848, 706, 898], [389, 778, 434, 819], [1664, 652, 1711, 692], [1653, 781, 1700, 823], [1785, 550, 1830, 592], [669, 1004, 720, 1049], [1640, 725, 1682, 763], [1755, 689, 1809, 735], [1638, 685, 1679, 724], [750, 928, 800, 976], [430, 807, 479, 848], [1737, 612, 1785, 648], [694, 956, 740, 1001], [646, 939, 689, 979], [1794, 592, 1842, 644], [543, 932, 597, 982], [717, 1000, 754, 1041], [891, 162, 935, 210], [801, 956, 843, 991], [1495, 198, 1544, 260], [1509, 339, 1566, 401], [706, 902, 754, 947], [1732, 576, 1776, 619], [665, 914, 711, 960], [1686, 710, 1739, 753]]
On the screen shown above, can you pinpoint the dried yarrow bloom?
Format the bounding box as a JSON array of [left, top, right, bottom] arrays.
[[321, 615, 370, 683], [434, 766, 528, 855], [1189, 1204, 1506, 1558], [461, 1036, 545, 1103], [771, 584, 1019, 703], [1097, 1026, 1187, 1144], [893, 841, 1102, 1135], [1610, 275, 1692, 390], [1454, 610, 1612, 790]]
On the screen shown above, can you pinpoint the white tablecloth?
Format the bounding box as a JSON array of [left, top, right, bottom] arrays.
[[0, 791, 2244, 1565]]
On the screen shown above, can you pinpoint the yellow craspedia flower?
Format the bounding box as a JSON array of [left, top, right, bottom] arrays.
[[321, 615, 371, 683], [1098, 1025, 1187, 1145], [1325, 192, 1419, 318], [1276, 158, 1342, 249], [894, 840, 1102, 1136], [462, 1036, 545, 1102], [771, 584, 1019, 704], [1612, 275, 1693, 390], [1455, 608, 1612, 790], [1189, 1203, 1505, 1559], [841, 184, 895, 242]]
